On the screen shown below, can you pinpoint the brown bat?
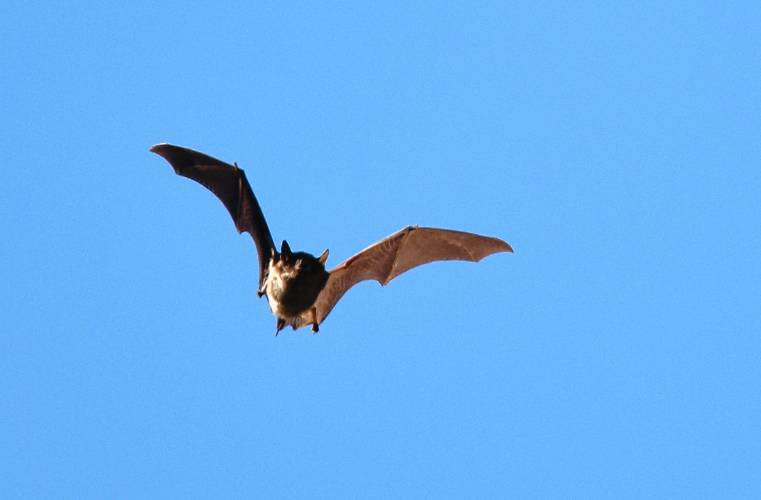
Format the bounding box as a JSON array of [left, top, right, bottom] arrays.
[[150, 143, 513, 334]]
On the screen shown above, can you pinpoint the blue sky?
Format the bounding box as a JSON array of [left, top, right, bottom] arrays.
[[2, 1, 760, 498]]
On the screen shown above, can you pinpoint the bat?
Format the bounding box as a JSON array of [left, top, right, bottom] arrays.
[[150, 143, 513, 334]]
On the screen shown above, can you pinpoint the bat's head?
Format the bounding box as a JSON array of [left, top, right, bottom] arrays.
[[273, 240, 329, 278], [266, 242, 331, 316]]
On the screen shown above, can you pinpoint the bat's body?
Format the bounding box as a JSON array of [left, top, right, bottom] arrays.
[[150, 143, 513, 334], [264, 248, 329, 332]]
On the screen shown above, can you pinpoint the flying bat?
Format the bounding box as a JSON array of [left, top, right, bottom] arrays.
[[150, 144, 513, 334]]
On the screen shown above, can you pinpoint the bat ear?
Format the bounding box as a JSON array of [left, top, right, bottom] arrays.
[[281, 240, 292, 259], [318, 249, 329, 265]]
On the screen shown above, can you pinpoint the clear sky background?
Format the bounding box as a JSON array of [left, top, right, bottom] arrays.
[[2, 2, 760, 498]]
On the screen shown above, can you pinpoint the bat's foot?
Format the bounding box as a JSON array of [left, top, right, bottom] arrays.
[[310, 307, 319, 334], [275, 318, 285, 336]]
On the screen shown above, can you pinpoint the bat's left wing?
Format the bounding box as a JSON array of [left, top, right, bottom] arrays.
[[150, 144, 276, 291], [294, 226, 512, 329]]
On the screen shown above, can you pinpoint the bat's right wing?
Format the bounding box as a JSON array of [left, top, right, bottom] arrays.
[[150, 143, 276, 290], [296, 226, 512, 328]]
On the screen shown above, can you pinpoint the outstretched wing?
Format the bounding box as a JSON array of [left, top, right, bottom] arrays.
[[295, 226, 512, 328], [150, 143, 276, 290]]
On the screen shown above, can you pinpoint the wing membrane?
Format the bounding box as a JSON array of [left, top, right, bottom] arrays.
[[296, 226, 512, 328], [150, 143, 276, 289]]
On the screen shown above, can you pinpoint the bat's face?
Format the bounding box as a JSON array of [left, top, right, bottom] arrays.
[[265, 247, 330, 318]]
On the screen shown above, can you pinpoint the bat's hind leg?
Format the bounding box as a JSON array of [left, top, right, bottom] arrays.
[[310, 307, 319, 334]]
